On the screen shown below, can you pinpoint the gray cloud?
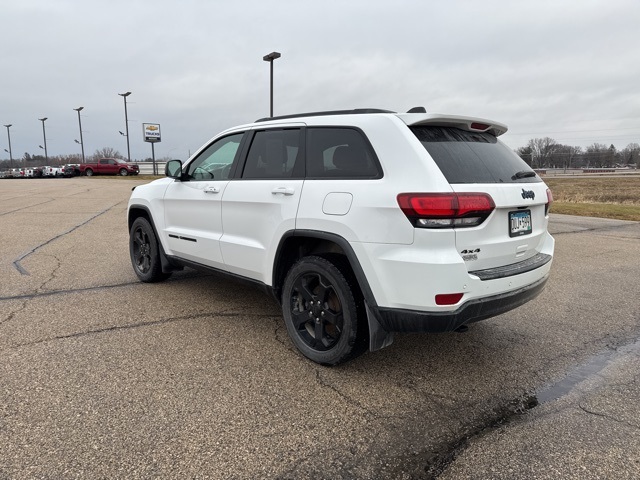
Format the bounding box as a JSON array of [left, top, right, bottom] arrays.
[[1, 0, 639, 161]]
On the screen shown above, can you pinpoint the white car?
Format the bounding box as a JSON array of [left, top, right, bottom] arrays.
[[127, 108, 554, 365], [42, 166, 63, 177]]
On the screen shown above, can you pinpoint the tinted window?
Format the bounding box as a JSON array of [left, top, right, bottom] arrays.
[[411, 127, 542, 184], [306, 128, 380, 179], [242, 129, 301, 179], [185, 133, 244, 181]]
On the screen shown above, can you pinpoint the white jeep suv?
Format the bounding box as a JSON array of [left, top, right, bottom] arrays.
[[127, 108, 554, 365]]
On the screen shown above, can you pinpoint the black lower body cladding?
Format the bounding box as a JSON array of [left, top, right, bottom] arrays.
[[374, 275, 549, 333]]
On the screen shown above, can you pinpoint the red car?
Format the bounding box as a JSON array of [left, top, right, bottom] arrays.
[[79, 158, 139, 176]]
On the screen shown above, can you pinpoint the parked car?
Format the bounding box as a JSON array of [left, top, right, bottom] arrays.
[[127, 107, 554, 365], [63, 164, 81, 177], [79, 158, 139, 176], [42, 166, 64, 177]]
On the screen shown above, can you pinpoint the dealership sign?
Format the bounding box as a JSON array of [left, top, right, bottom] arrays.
[[143, 123, 161, 143]]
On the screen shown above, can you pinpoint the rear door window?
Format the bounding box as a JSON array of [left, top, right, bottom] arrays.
[[306, 127, 381, 179], [411, 126, 541, 184], [241, 129, 302, 179]]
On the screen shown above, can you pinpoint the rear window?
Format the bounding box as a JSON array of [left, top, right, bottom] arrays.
[[411, 126, 542, 184]]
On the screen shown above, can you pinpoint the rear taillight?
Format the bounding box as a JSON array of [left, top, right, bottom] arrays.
[[397, 193, 495, 228], [545, 188, 553, 216]]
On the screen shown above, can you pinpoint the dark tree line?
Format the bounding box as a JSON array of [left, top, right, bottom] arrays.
[[3, 139, 639, 171], [0, 147, 125, 170], [516, 138, 640, 169]]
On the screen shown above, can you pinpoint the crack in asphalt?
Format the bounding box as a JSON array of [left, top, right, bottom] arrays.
[[36, 253, 62, 293], [422, 393, 539, 479], [0, 300, 28, 327], [0, 280, 150, 303], [11, 203, 121, 275], [314, 369, 374, 415], [0, 198, 56, 217], [10, 310, 278, 349], [578, 403, 640, 430]]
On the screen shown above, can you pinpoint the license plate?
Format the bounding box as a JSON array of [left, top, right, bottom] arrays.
[[509, 210, 532, 237]]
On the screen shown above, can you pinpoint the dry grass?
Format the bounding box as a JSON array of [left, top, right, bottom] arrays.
[[545, 176, 640, 221]]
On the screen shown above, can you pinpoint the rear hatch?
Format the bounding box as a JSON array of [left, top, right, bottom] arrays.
[[408, 120, 550, 272]]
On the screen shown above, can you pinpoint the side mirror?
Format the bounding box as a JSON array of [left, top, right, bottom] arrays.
[[165, 159, 183, 179]]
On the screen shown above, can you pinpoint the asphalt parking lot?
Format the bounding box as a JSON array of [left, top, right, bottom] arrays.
[[1, 178, 639, 479]]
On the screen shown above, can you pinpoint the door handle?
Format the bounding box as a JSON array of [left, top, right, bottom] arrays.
[[271, 187, 295, 196], [204, 186, 220, 194]]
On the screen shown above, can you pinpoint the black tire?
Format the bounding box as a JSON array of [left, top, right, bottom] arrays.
[[281, 255, 366, 365], [85, 168, 94, 176], [129, 217, 171, 283], [119, 168, 128, 176]]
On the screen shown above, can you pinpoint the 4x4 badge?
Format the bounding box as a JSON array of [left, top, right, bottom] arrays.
[[521, 189, 535, 200]]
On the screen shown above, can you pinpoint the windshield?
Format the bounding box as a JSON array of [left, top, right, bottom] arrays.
[[411, 126, 542, 184]]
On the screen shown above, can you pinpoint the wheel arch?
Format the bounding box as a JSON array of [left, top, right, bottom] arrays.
[[128, 205, 180, 274], [128, 204, 153, 232], [272, 230, 373, 304], [272, 230, 393, 352]]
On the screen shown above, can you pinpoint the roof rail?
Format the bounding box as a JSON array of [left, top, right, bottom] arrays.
[[255, 108, 395, 123]]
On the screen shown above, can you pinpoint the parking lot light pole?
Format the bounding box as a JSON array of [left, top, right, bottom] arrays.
[[38, 117, 48, 163], [73, 107, 85, 163], [3, 124, 13, 169], [262, 51, 281, 118], [118, 92, 131, 162]]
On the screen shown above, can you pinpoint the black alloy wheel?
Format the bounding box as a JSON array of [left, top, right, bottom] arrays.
[[282, 255, 365, 365], [129, 217, 171, 282]]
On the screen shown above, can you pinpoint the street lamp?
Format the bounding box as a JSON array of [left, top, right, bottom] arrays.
[[38, 117, 48, 162], [3, 124, 13, 169], [73, 107, 85, 163], [262, 51, 281, 118], [118, 91, 131, 162]]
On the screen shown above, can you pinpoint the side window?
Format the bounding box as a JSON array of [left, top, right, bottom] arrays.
[[185, 133, 244, 181], [100, 159, 109, 165], [242, 129, 301, 179], [306, 128, 380, 179]]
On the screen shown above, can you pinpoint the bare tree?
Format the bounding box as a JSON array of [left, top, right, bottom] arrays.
[[584, 143, 611, 168], [527, 137, 558, 168], [92, 147, 123, 161], [516, 145, 533, 166], [620, 143, 640, 167], [550, 145, 582, 172]]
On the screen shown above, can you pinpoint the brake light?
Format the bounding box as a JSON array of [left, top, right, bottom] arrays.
[[397, 193, 495, 228], [470, 122, 490, 131], [545, 188, 553, 215]]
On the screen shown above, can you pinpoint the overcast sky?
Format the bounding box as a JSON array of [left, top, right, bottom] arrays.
[[1, 0, 639, 162]]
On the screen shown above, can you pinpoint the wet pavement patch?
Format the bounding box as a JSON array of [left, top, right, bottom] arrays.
[[536, 337, 640, 405], [422, 336, 640, 478]]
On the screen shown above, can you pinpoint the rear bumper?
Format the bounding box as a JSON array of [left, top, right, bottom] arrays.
[[373, 274, 549, 333]]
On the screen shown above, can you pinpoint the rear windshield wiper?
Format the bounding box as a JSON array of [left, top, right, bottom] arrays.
[[512, 170, 537, 180]]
